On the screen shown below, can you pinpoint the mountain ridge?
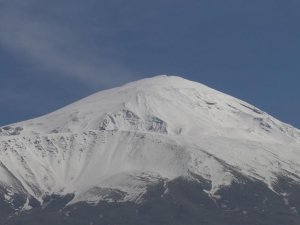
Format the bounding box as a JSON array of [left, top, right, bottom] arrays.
[[0, 75, 300, 211]]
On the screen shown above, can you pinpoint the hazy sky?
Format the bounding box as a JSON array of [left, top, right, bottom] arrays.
[[0, 0, 299, 128]]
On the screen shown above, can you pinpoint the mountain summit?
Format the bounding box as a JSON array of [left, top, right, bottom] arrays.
[[1, 75, 300, 224], [6, 75, 300, 141]]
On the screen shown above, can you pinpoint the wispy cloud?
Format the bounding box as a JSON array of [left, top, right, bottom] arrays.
[[0, 0, 136, 88]]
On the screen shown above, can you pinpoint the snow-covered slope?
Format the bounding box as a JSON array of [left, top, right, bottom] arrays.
[[0, 75, 300, 206]]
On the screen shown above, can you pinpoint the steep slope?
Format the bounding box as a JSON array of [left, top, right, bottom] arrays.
[[0, 75, 300, 214]]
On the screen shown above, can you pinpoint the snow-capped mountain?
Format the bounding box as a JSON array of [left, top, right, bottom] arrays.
[[1, 75, 300, 224]]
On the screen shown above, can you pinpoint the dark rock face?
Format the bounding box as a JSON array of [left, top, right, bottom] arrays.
[[98, 109, 168, 134], [1, 176, 300, 225], [0, 126, 23, 136]]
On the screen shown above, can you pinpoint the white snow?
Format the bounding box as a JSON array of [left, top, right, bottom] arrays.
[[0, 75, 299, 204]]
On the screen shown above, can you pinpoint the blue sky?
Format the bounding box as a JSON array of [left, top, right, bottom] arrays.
[[0, 0, 299, 128]]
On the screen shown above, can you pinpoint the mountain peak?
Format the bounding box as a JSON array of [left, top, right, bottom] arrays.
[[120, 75, 212, 92], [122, 74, 198, 86], [0, 75, 300, 209], [2, 75, 299, 144]]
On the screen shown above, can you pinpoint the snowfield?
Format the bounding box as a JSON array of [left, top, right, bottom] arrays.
[[0, 75, 300, 206]]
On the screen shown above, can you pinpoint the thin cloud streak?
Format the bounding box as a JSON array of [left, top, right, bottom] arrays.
[[0, 0, 136, 88]]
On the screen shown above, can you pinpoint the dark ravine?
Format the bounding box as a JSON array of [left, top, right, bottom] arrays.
[[2, 175, 300, 225]]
